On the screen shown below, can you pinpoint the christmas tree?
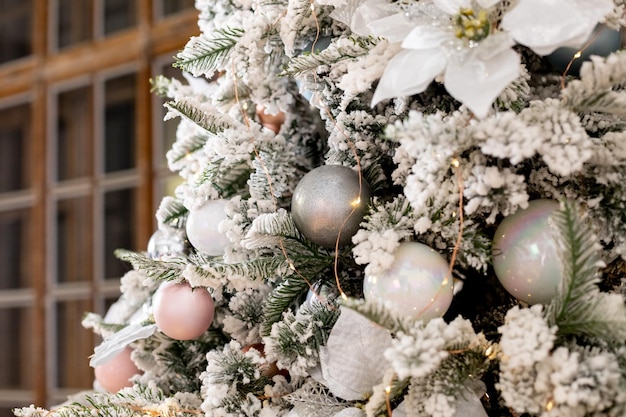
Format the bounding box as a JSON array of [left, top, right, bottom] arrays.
[[15, 1, 626, 416]]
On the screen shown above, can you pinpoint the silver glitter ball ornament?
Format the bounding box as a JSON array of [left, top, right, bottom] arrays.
[[291, 165, 371, 248], [147, 228, 187, 259]]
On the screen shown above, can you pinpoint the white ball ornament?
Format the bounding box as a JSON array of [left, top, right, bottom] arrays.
[[94, 347, 141, 393], [153, 281, 215, 340], [185, 199, 230, 256], [492, 199, 562, 305], [363, 242, 454, 320], [291, 165, 371, 248]]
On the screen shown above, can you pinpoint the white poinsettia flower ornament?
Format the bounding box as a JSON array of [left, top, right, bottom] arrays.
[[371, 0, 520, 118], [362, 0, 614, 118]]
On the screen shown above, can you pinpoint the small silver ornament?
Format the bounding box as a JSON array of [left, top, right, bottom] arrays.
[[291, 165, 371, 248], [147, 228, 186, 259]]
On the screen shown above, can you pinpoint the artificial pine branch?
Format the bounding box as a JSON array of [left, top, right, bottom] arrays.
[[150, 75, 173, 97], [242, 210, 306, 252], [562, 51, 626, 116], [157, 334, 228, 393], [156, 197, 188, 228], [165, 99, 232, 134], [261, 276, 315, 336], [265, 303, 340, 375], [167, 133, 210, 164], [545, 200, 626, 343], [115, 249, 187, 282], [340, 298, 412, 335], [174, 28, 244, 77], [194, 158, 252, 198], [284, 380, 355, 417], [282, 36, 379, 76], [188, 254, 290, 284]]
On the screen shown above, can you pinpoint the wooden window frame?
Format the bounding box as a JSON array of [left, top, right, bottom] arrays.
[[0, 1, 198, 411]]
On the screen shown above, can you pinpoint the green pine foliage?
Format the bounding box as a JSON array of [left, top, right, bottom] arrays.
[[545, 200, 626, 343]]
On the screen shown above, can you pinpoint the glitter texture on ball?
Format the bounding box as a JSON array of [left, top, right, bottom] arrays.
[[291, 165, 371, 248]]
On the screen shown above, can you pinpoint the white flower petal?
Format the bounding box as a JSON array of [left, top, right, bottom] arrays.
[[366, 12, 416, 42], [433, 0, 471, 15], [402, 25, 450, 50], [502, 0, 614, 55], [478, 0, 502, 7], [372, 48, 447, 105], [335, 0, 400, 37], [444, 46, 520, 118]]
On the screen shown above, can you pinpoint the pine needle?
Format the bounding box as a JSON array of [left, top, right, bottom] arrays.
[[340, 298, 412, 335], [165, 99, 231, 134], [282, 36, 380, 76], [545, 200, 626, 343], [115, 249, 187, 282], [562, 51, 626, 116], [174, 28, 244, 77]]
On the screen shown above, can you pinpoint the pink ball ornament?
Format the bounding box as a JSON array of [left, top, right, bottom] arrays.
[[186, 199, 230, 256], [153, 281, 215, 340], [492, 199, 562, 305], [94, 347, 140, 393], [363, 242, 454, 320]]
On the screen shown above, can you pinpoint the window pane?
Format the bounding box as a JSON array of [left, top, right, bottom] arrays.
[[157, 0, 195, 18], [0, 307, 34, 390], [56, 197, 92, 283], [0, 208, 33, 290], [57, 0, 93, 49], [104, 74, 136, 173], [55, 299, 94, 389], [104, 188, 135, 279], [0, 103, 31, 193], [0, 1, 32, 64], [104, 0, 137, 35], [57, 86, 93, 180]]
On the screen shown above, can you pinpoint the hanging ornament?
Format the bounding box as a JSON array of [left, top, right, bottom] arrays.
[[547, 25, 622, 76], [296, 32, 334, 102], [185, 199, 230, 256], [147, 228, 186, 259], [152, 281, 215, 340], [363, 242, 454, 320], [291, 165, 371, 248], [94, 347, 141, 393], [241, 343, 286, 378], [492, 199, 562, 305], [256, 104, 286, 134]]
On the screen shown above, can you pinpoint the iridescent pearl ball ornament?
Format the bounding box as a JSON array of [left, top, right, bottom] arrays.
[[185, 199, 230, 256], [492, 199, 562, 305], [94, 347, 141, 393], [547, 25, 622, 76], [152, 281, 215, 340], [147, 228, 186, 259], [291, 165, 371, 248], [363, 242, 454, 320]]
